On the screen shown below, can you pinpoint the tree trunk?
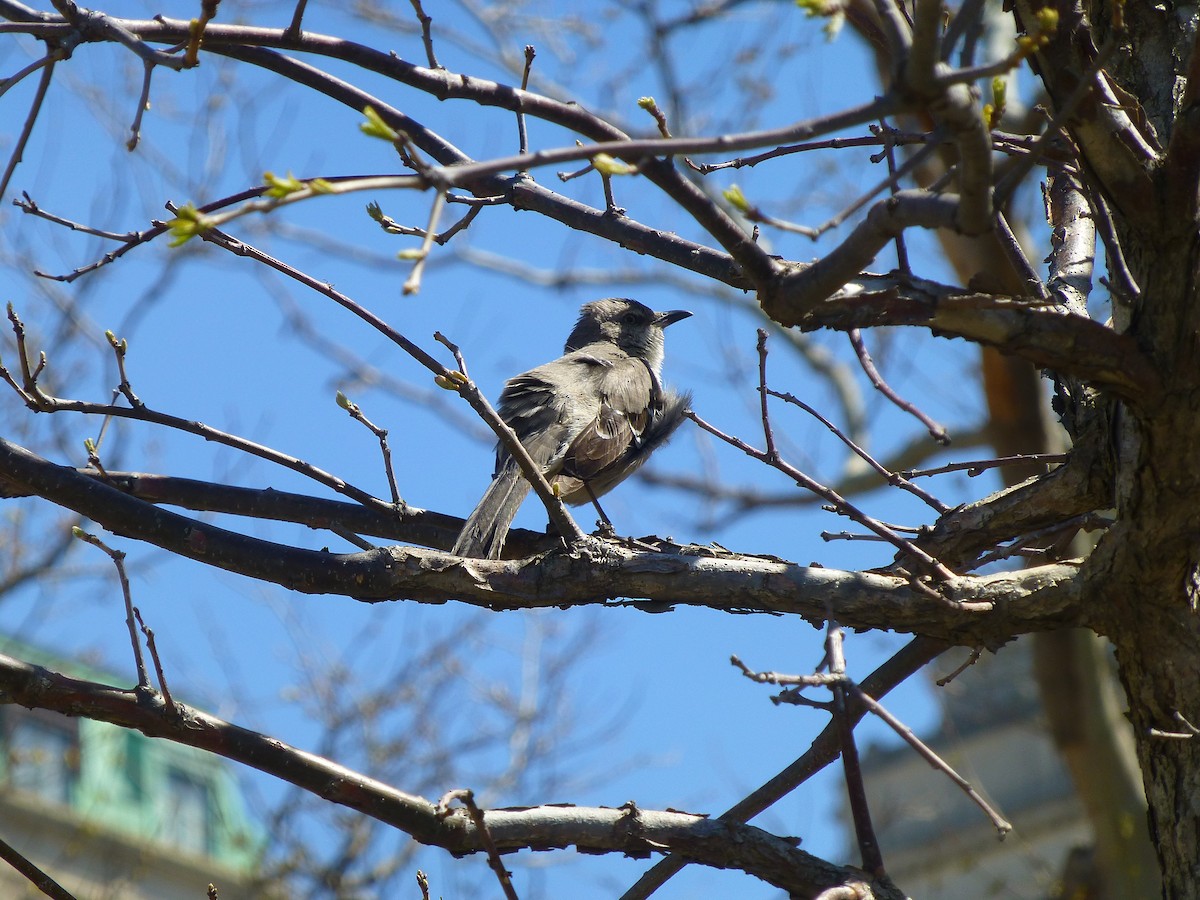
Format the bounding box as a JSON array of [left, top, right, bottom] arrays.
[[1089, 236, 1200, 896]]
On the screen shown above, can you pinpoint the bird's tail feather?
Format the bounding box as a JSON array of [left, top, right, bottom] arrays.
[[451, 467, 533, 559]]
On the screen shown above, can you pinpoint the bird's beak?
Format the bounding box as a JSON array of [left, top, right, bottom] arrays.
[[655, 309, 692, 328]]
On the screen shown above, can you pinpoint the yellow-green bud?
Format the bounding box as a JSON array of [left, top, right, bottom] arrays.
[[360, 105, 400, 141], [723, 184, 751, 213], [263, 171, 306, 198], [591, 153, 635, 176]]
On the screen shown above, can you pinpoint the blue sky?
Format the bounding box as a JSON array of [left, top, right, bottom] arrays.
[[0, 2, 1023, 896]]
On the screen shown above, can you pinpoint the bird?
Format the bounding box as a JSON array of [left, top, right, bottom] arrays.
[[452, 297, 692, 559]]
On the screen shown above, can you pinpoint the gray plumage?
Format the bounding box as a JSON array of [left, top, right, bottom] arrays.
[[452, 298, 692, 559]]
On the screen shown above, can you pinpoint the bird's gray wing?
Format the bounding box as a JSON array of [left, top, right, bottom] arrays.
[[453, 370, 572, 560], [557, 354, 655, 493], [495, 371, 574, 472]]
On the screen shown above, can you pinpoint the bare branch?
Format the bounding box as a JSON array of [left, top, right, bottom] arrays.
[[794, 273, 1161, 404], [847, 328, 949, 445], [71, 527, 151, 691], [0, 437, 1087, 641], [0, 652, 900, 898], [687, 410, 960, 584], [626, 636, 947, 897], [0, 52, 54, 201], [0, 833, 77, 900]]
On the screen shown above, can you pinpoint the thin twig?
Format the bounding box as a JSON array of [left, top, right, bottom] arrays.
[[402, 188, 446, 295], [370, 199, 483, 245], [408, 0, 440, 69], [1080, 176, 1140, 307], [437, 789, 519, 900], [183, 0, 220, 66], [848, 329, 949, 445], [0, 55, 55, 202], [427, 94, 901, 190], [106, 330, 141, 407], [516, 45, 534, 160], [329, 524, 377, 550], [850, 682, 1012, 836], [0, 834, 78, 900], [732, 192, 818, 239], [993, 209, 1048, 299], [71, 527, 151, 692], [168, 173, 424, 242], [126, 59, 153, 150], [935, 648, 982, 686], [820, 531, 890, 543], [878, 120, 910, 273], [601, 172, 622, 215], [942, 0, 988, 64], [764, 383, 949, 513], [283, 0, 308, 41], [810, 134, 944, 237], [433, 331, 470, 379], [4, 303, 392, 512], [133, 606, 177, 713], [1149, 711, 1200, 740], [755, 331, 778, 460], [83, 431, 111, 481], [902, 453, 1067, 479], [686, 410, 967, 591], [22, 174, 425, 283], [827, 621, 884, 877], [639, 95, 672, 138], [737, 645, 1011, 837], [730, 655, 842, 689], [621, 637, 947, 898], [758, 330, 948, 513], [969, 511, 1110, 570], [0, 48, 61, 101], [687, 129, 940, 174], [336, 391, 403, 506]]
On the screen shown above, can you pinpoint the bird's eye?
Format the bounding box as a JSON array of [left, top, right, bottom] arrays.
[[622, 312, 640, 324]]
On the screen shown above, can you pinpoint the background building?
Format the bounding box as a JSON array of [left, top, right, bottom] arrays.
[[0, 637, 265, 900], [856, 642, 1092, 898]]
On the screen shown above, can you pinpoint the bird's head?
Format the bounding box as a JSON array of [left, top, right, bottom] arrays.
[[564, 298, 691, 371]]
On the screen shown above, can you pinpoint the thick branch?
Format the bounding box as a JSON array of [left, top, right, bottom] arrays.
[[762, 191, 960, 319], [0, 437, 1086, 642], [0, 654, 894, 897], [795, 273, 1161, 404], [917, 441, 1111, 569], [0, 468, 553, 556]]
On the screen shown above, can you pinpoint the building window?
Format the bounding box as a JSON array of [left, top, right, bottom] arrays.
[[161, 768, 212, 855], [122, 732, 146, 802], [2, 709, 80, 804]]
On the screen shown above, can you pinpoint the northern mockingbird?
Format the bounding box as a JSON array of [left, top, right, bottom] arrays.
[[452, 297, 692, 559]]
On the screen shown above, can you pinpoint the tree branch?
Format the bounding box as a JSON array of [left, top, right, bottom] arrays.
[[0, 653, 901, 898], [795, 272, 1161, 404], [1015, 0, 1159, 229], [0, 437, 1087, 642]]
